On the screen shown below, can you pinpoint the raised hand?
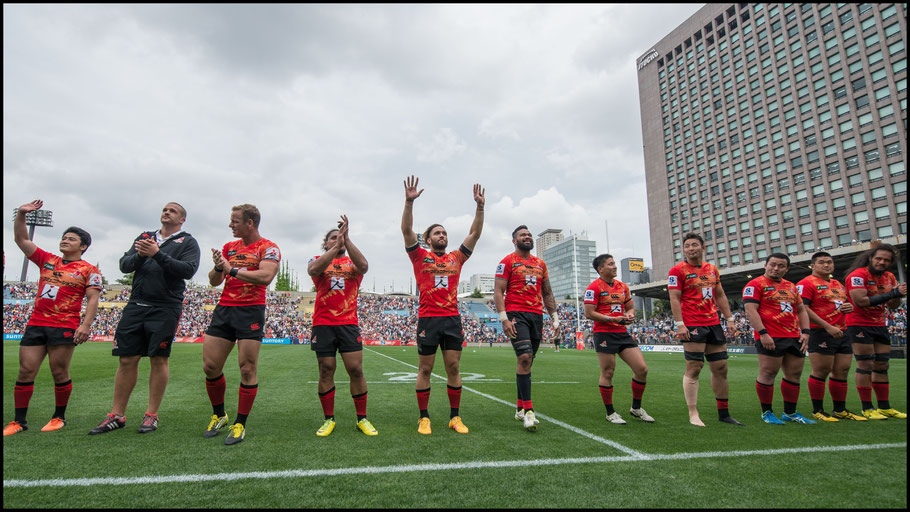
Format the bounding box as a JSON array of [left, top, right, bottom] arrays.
[[473, 184, 485, 207], [18, 200, 43, 214], [404, 175, 424, 202]]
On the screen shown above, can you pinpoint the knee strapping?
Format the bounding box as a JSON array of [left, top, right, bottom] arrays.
[[706, 351, 728, 362], [684, 351, 705, 362], [854, 354, 875, 361], [855, 368, 873, 375]]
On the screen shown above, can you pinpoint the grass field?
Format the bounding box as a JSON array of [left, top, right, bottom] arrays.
[[3, 341, 907, 508]]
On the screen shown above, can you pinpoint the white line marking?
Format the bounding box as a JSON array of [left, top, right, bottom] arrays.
[[5, 442, 903, 488], [304, 381, 579, 384], [364, 347, 643, 457]]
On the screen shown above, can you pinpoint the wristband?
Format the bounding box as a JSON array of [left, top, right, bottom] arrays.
[[801, 329, 811, 334], [725, 317, 734, 322], [499, 311, 509, 322], [229, 267, 239, 277], [675, 321, 685, 327], [214, 266, 224, 273], [551, 313, 559, 322], [758, 329, 768, 336]]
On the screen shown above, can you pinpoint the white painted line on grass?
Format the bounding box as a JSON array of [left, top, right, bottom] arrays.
[[304, 381, 579, 384], [364, 347, 644, 458], [5, 442, 903, 488]]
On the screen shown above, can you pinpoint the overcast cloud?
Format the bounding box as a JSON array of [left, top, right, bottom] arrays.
[[3, 4, 701, 292]]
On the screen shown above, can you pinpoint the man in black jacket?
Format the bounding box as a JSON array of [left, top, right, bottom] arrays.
[[89, 202, 200, 435]]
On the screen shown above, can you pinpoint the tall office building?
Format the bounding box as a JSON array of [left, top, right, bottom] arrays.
[[469, 273, 496, 294], [637, 3, 907, 278], [536, 228, 565, 258], [541, 234, 598, 299], [621, 257, 653, 316]]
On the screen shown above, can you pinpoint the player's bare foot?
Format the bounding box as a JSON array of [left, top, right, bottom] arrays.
[[689, 415, 705, 427]]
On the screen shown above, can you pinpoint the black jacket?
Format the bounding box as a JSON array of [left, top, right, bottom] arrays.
[[119, 231, 201, 306]]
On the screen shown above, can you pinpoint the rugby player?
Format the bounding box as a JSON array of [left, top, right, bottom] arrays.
[[668, 233, 743, 427], [797, 251, 865, 422], [844, 244, 907, 419], [584, 254, 653, 425], [89, 202, 200, 435], [201, 204, 280, 445], [743, 253, 816, 425], [494, 225, 559, 432], [4, 200, 102, 436], [401, 176, 484, 435], [307, 215, 377, 437]]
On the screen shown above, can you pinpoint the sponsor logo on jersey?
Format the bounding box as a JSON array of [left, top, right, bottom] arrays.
[[796, 285, 804, 294], [851, 277, 864, 287], [424, 257, 434, 264], [227, 250, 237, 256], [819, 342, 828, 348], [89, 274, 103, 287], [743, 286, 755, 297], [43, 263, 55, 270], [668, 275, 678, 287], [174, 237, 185, 244], [250, 323, 260, 330], [584, 290, 595, 301], [264, 247, 280, 261], [816, 285, 828, 290], [63, 331, 73, 338], [419, 330, 426, 338], [159, 341, 169, 349], [496, 263, 505, 275], [763, 286, 775, 291], [856, 332, 865, 338], [686, 273, 697, 279]]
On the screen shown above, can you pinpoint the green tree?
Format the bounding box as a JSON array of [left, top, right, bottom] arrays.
[[652, 298, 671, 317], [274, 261, 299, 292], [116, 272, 133, 286], [470, 287, 484, 298]]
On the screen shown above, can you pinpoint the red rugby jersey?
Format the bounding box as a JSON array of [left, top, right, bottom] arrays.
[[667, 261, 721, 326], [844, 267, 897, 327], [584, 278, 632, 333], [310, 255, 363, 326], [218, 238, 280, 306], [496, 253, 548, 314], [797, 275, 848, 330], [407, 244, 470, 317], [742, 275, 802, 339], [27, 247, 102, 329]]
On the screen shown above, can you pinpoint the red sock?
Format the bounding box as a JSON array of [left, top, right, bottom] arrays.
[[205, 374, 226, 407], [447, 385, 461, 410], [599, 385, 613, 406], [237, 384, 258, 415], [828, 378, 848, 402], [856, 386, 873, 403], [631, 379, 646, 400], [780, 379, 800, 404], [716, 398, 729, 410], [353, 392, 367, 417], [755, 381, 774, 407], [872, 382, 889, 402], [319, 387, 335, 417], [807, 375, 826, 401], [523, 400, 534, 410], [54, 381, 73, 407], [14, 382, 34, 410], [416, 388, 430, 411], [516, 398, 523, 409]]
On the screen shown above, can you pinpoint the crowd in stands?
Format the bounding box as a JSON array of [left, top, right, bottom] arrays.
[[2, 283, 907, 347]]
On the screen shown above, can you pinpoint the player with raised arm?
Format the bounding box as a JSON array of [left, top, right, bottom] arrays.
[[844, 244, 907, 420], [494, 225, 559, 432], [201, 204, 280, 445], [308, 215, 377, 437], [4, 200, 102, 436], [89, 202, 200, 435], [401, 176, 484, 435], [743, 253, 816, 425], [584, 254, 653, 425], [797, 251, 865, 422], [668, 233, 743, 427]]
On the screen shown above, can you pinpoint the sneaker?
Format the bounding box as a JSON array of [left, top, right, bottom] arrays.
[[629, 408, 655, 423], [204, 414, 230, 438], [417, 417, 432, 435], [862, 409, 888, 420], [89, 414, 126, 435], [832, 409, 867, 421], [719, 416, 745, 426], [761, 410, 785, 425], [812, 411, 839, 423], [448, 416, 469, 434], [876, 408, 907, 419], [316, 418, 336, 437], [41, 417, 67, 432], [224, 423, 245, 445], [781, 412, 817, 424], [514, 409, 525, 420], [605, 412, 627, 425], [3, 420, 28, 436], [523, 410, 539, 431], [356, 418, 378, 436], [137, 414, 159, 433]]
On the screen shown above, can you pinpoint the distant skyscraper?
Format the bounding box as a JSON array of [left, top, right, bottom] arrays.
[[541, 234, 598, 299], [536, 228, 565, 258], [637, 3, 907, 277]]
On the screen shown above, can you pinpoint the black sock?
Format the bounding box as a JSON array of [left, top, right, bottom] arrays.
[[53, 406, 67, 420], [213, 403, 226, 417], [235, 414, 248, 426], [717, 398, 730, 419], [783, 402, 797, 415], [517, 373, 531, 409]]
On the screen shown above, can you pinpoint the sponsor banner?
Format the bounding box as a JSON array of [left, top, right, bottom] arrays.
[[381, 310, 410, 316], [262, 338, 292, 345], [363, 339, 417, 346], [4, 333, 24, 340], [174, 337, 204, 343], [89, 336, 115, 342], [98, 302, 127, 309], [639, 345, 685, 353], [628, 259, 645, 272], [3, 299, 34, 305]]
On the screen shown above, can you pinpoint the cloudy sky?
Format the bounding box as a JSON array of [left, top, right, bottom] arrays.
[[3, 4, 701, 292]]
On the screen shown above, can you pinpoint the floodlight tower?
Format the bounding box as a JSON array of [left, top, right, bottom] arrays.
[[12, 207, 54, 282]]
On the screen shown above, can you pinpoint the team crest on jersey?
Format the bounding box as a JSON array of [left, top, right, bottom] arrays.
[[702, 287, 713, 300], [599, 341, 607, 347], [856, 332, 865, 338], [611, 305, 623, 313], [89, 274, 103, 287], [63, 331, 73, 338], [819, 342, 828, 348], [779, 302, 793, 313], [264, 247, 280, 261], [525, 275, 537, 286], [668, 275, 678, 287], [251, 323, 260, 330], [174, 237, 185, 244], [159, 341, 169, 349], [851, 277, 864, 287], [418, 330, 426, 338]]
